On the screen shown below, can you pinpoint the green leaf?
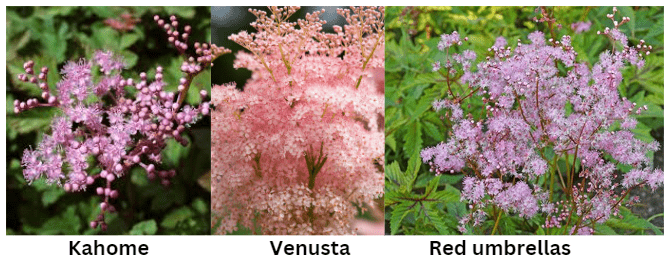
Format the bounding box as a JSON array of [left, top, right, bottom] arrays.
[[634, 102, 663, 120], [422, 121, 444, 141], [383, 189, 404, 206], [6, 107, 59, 135], [120, 33, 140, 49], [96, 26, 120, 50], [412, 95, 435, 119], [425, 175, 441, 194], [432, 185, 461, 203], [594, 224, 618, 235], [164, 6, 196, 18], [385, 161, 404, 188], [644, 93, 663, 107], [129, 220, 158, 235], [446, 201, 467, 221], [386, 117, 408, 135], [390, 202, 413, 235], [644, 17, 663, 39], [405, 151, 422, 185], [631, 121, 654, 143], [161, 207, 194, 229], [119, 50, 139, 68], [150, 182, 185, 212], [24, 205, 80, 235], [386, 134, 397, 152], [426, 206, 450, 235], [440, 174, 464, 185], [162, 136, 191, 168], [130, 167, 150, 187], [41, 188, 65, 206], [606, 207, 663, 235], [403, 122, 423, 159], [89, 6, 116, 18], [191, 198, 208, 214]]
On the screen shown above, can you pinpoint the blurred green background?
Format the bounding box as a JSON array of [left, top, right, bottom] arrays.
[[6, 6, 212, 235], [385, 6, 664, 235]]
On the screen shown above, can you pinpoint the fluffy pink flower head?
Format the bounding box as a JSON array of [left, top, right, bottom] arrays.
[[16, 15, 212, 230], [212, 6, 384, 235]]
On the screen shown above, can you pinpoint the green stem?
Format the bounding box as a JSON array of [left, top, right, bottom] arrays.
[[305, 142, 328, 230], [355, 30, 384, 89], [491, 210, 503, 235]]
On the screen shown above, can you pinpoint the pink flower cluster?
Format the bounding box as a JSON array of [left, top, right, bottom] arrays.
[[16, 15, 211, 231], [421, 8, 662, 234], [211, 7, 385, 235], [570, 21, 592, 34]]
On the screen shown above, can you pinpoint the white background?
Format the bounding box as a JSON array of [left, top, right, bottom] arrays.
[[2, 1, 666, 276]]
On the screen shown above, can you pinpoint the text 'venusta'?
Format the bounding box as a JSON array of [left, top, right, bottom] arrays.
[[270, 241, 350, 255]]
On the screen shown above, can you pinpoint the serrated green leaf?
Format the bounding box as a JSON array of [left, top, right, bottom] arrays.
[[631, 121, 654, 143], [644, 93, 664, 107], [594, 224, 618, 235], [433, 185, 461, 203], [422, 120, 444, 141], [405, 150, 422, 185], [403, 123, 423, 159], [412, 96, 434, 119], [385, 161, 405, 189], [425, 175, 441, 195], [386, 134, 397, 152], [391, 202, 413, 235], [618, 207, 662, 235], [426, 206, 450, 235]]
